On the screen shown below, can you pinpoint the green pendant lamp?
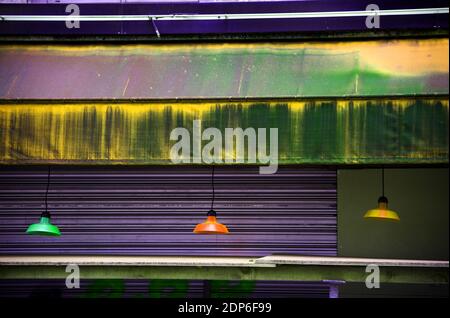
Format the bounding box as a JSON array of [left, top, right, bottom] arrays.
[[194, 166, 229, 234], [26, 166, 61, 236], [364, 168, 400, 222]]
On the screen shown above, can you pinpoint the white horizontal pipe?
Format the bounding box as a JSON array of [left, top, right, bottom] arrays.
[[0, 256, 276, 267], [1, 7, 448, 22], [257, 255, 450, 268]]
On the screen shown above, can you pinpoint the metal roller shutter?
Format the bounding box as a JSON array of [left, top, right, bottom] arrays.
[[0, 166, 337, 256]]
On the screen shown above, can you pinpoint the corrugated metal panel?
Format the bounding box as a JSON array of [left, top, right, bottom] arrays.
[[0, 279, 331, 298], [0, 166, 337, 256]]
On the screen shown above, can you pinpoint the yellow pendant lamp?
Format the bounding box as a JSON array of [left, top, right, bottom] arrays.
[[364, 168, 400, 222]]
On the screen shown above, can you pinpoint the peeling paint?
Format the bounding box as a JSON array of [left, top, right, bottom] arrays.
[[0, 99, 448, 164]]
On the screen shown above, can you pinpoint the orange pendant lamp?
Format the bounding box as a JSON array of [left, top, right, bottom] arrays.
[[364, 168, 400, 222], [193, 166, 229, 234]]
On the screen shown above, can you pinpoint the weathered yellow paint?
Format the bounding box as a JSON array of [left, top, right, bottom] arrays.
[[0, 98, 448, 164]]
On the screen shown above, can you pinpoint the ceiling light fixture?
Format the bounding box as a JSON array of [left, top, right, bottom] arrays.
[[364, 168, 400, 222], [193, 166, 229, 234], [26, 166, 61, 236]]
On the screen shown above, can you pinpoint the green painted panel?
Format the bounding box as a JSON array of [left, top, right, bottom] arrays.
[[0, 98, 448, 164], [0, 265, 447, 284]]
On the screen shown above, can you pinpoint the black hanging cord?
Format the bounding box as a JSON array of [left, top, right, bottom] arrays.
[[210, 165, 215, 211], [42, 166, 51, 218], [378, 167, 388, 204]]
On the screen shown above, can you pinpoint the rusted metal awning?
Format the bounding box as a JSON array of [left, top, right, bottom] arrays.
[[0, 98, 448, 165], [0, 39, 448, 99]]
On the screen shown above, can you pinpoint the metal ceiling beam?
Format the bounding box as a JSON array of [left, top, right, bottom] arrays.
[[0, 256, 447, 284], [0, 265, 447, 284], [1, 7, 448, 22]]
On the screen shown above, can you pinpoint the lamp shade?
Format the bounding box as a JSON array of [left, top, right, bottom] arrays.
[[194, 210, 229, 234], [26, 216, 61, 236], [364, 196, 400, 222]]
